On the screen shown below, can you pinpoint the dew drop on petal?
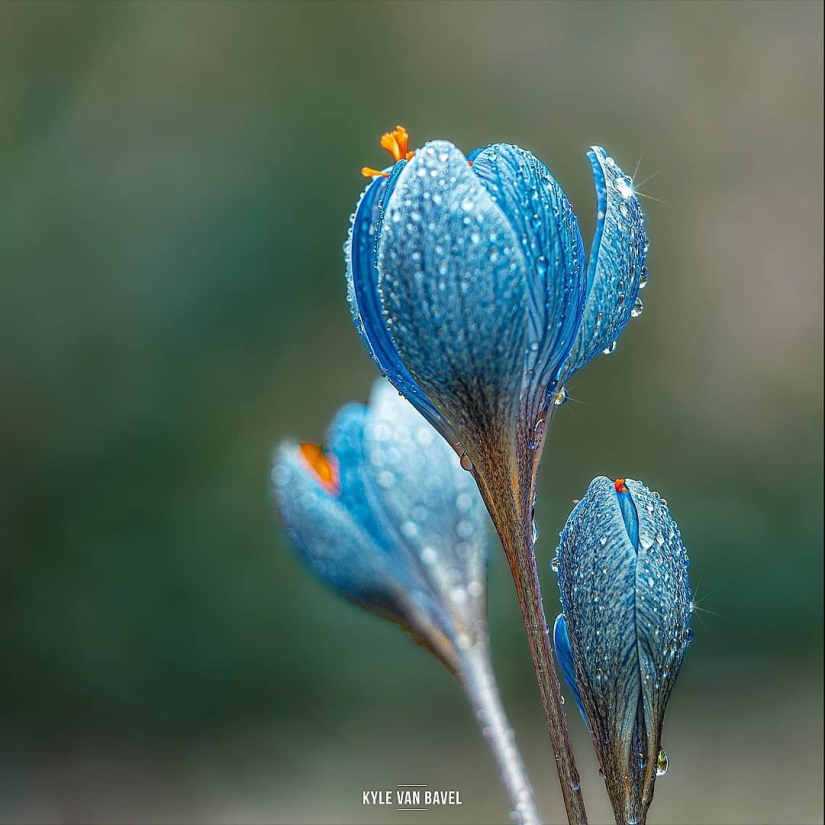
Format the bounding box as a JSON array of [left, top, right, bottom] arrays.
[[553, 386, 569, 406], [631, 297, 644, 318], [684, 627, 695, 642], [603, 340, 617, 355], [639, 266, 648, 289], [615, 176, 633, 199]]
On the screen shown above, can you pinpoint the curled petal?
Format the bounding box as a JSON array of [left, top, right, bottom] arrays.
[[378, 141, 529, 458], [556, 476, 691, 824], [565, 148, 649, 376]]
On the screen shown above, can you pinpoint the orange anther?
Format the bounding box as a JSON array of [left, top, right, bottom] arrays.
[[299, 442, 341, 495], [614, 478, 628, 493], [380, 125, 413, 162], [361, 125, 415, 177], [361, 166, 390, 179]]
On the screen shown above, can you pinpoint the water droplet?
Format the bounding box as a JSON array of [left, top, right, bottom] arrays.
[[535, 255, 548, 277], [656, 748, 669, 776], [551, 557, 559, 573], [684, 627, 695, 642], [603, 340, 617, 355], [421, 546, 437, 565], [532, 521, 539, 543], [460, 453, 474, 472], [529, 340, 540, 352], [639, 266, 648, 288], [615, 176, 633, 199], [468, 581, 484, 598], [553, 386, 569, 406], [599, 535, 608, 546], [631, 297, 644, 318], [529, 416, 546, 451]]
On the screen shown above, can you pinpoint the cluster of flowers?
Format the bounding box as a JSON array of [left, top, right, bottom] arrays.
[[272, 127, 692, 825]]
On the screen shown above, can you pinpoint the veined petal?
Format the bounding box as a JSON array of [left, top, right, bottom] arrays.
[[377, 141, 529, 459], [565, 148, 648, 376], [553, 613, 587, 727], [470, 144, 586, 420], [345, 164, 451, 443]]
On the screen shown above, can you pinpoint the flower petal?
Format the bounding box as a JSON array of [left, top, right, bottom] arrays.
[[362, 380, 489, 625], [346, 165, 450, 441], [553, 613, 587, 727], [377, 141, 529, 457], [565, 148, 649, 375], [272, 439, 408, 615], [470, 144, 586, 418]]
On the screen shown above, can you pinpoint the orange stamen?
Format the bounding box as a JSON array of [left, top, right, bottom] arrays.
[[299, 442, 341, 495], [361, 166, 390, 179], [361, 125, 415, 178], [614, 478, 628, 493]]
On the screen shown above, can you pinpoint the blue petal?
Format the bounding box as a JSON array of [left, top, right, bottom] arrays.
[[615, 485, 640, 550], [272, 435, 457, 665], [553, 613, 588, 728], [470, 144, 586, 418], [565, 148, 649, 375], [271, 441, 408, 616], [362, 381, 489, 610], [377, 141, 528, 455], [623, 479, 691, 736], [346, 165, 450, 442]]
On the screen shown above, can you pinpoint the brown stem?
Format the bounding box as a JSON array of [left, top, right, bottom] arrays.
[[473, 450, 587, 825]]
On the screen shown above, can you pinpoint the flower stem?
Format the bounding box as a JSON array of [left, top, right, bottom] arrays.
[[508, 529, 587, 825], [473, 451, 587, 825], [459, 645, 542, 825]]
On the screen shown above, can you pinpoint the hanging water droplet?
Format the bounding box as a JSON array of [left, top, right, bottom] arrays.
[[535, 255, 548, 277], [684, 627, 695, 642], [460, 453, 474, 471], [656, 748, 669, 776], [631, 297, 644, 318], [553, 386, 569, 406], [532, 521, 539, 543], [603, 340, 617, 355], [638, 266, 648, 289], [551, 557, 559, 573]]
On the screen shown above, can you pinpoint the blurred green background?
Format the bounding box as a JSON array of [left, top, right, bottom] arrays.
[[1, 2, 822, 823]]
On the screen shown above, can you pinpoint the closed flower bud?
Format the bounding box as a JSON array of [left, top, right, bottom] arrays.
[[553, 477, 692, 825]]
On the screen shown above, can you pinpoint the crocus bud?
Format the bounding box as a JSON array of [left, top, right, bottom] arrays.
[[553, 477, 692, 825]]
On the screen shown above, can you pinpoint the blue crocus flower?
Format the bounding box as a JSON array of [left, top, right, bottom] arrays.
[[347, 127, 648, 537], [271, 380, 541, 825], [271, 379, 489, 672], [553, 477, 692, 825]]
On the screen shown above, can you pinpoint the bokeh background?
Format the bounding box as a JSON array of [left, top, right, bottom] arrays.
[[1, 2, 822, 824]]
